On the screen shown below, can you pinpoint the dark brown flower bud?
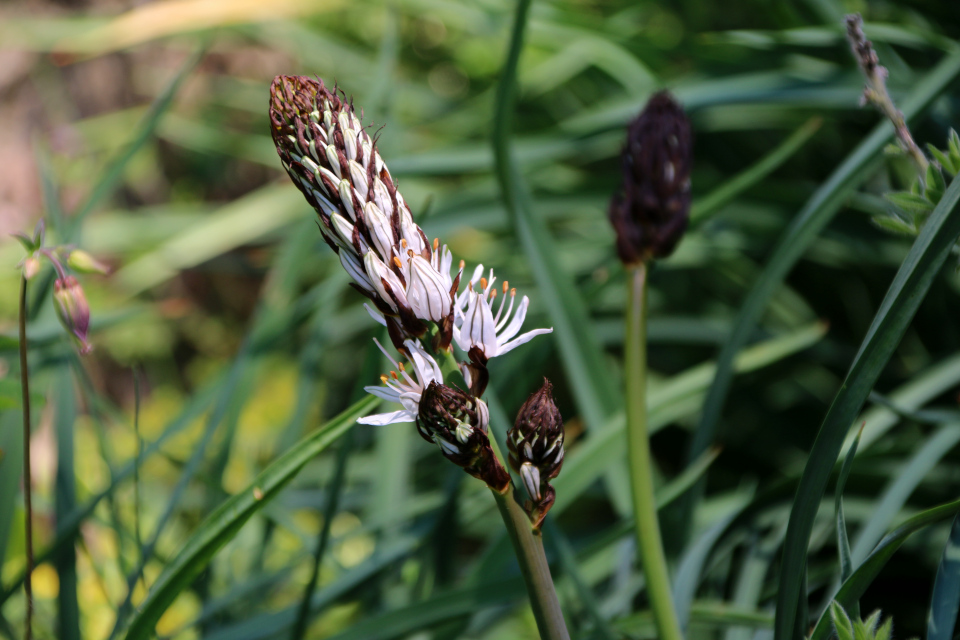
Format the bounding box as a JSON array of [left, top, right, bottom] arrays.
[[54, 276, 92, 355], [417, 381, 510, 491], [507, 379, 565, 528], [609, 91, 692, 265]]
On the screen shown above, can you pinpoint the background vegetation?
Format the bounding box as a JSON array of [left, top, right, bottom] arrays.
[[1, 0, 959, 638]]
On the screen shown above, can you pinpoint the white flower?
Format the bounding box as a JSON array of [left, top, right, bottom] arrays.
[[453, 265, 552, 359], [407, 255, 453, 322], [358, 338, 443, 426]]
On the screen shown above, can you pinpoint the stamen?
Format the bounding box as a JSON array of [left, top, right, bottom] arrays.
[[373, 337, 401, 370], [503, 281, 509, 293], [459, 260, 465, 270], [393, 256, 403, 269], [407, 249, 415, 258], [490, 288, 498, 300], [401, 238, 408, 249], [398, 362, 406, 372], [390, 371, 399, 380], [433, 238, 439, 251], [380, 375, 388, 383], [480, 277, 488, 291], [511, 287, 516, 296]]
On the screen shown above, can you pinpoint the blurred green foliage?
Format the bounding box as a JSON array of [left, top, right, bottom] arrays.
[[1, 0, 960, 638]]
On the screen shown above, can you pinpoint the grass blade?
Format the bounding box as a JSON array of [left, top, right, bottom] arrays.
[[0, 412, 23, 573], [834, 424, 862, 616], [691, 117, 823, 224], [809, 500, 960, 640], [850, 425, 960, 568], [775, 174, 960, 640], [122, 395, 376, 640], [68, 45, 202, 239], [926, 513, 960, 640], [52, 367, 80, 640]]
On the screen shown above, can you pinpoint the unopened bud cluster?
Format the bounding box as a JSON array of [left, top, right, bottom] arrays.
[[270, 76, 557, 492], [417, 381, 509, 491], [13, 219, 106, 355], [507, 379, 565, 528], [609, 91, 692, 265]]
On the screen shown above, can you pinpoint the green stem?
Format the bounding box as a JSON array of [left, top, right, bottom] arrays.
[[491, 487, 570, 640], [437, 350, 569, 640], [18, 276, 34, 640], [625, 263, 684, 640]]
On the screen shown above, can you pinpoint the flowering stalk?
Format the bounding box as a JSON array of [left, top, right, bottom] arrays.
[[18, 275, 34, 640], [609, 91, 692, 640], [270, 75, 568, 639]]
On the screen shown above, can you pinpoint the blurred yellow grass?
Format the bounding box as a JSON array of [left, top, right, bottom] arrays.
[[53, 0, 344, 56]]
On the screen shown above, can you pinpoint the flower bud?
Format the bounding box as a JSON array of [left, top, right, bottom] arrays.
[[21, 255, 41, 281], [53, 276, 92, 355], [609, 91, 692, 265], [416, 381, 509, 491], [507, 379, 565, 528], [67, 249, 110, 275]]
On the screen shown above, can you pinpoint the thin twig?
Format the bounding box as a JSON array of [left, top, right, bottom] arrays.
[[18, 276, 34, 640]]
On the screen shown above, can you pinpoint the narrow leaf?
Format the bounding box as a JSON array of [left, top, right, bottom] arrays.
[[121, 396, 376, 640], [926, 513, 960, 640], [777, 175, 960, 640]]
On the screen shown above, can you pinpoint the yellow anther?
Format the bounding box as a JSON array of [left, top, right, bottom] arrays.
[[393, 256, 403, 269], [433, 238, 439, 251], [490, 288, 498, 300], [408, 249, 415, 257], [398, 362, 406, 372], [380, 375, 388, 383], [401, 239, 408, 248], [503, 281, 509, 293], [480, 277, 488, 290], [511, 287, 516, 296], [459, 260, 465, 270], [390, 371, 399, 380]]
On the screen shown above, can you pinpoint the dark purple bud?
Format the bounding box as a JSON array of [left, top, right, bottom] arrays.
[[609, 91, 692, 265], [54, 276, 92, 355], [507, 379, 565, 528], [417, 381, 510, 491]]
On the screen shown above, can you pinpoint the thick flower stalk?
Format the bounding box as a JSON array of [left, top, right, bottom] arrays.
[[270, 75, 461, 352], [270, 73, 564, 639], [507, 379, 565, 529], [609, 91, 692, 265]]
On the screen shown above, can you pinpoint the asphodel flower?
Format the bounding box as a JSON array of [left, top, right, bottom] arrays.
[[358, 338, 443, 426], [507, 378, 565, 528], [453, 265, 552, 395], [417, 381, 510, 491], [608, 91, 692, 265], [269, 75, 460, 349]]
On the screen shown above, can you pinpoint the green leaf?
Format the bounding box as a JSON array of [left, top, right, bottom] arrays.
[[949, 130, 960, 159], [927, 144, 954, 176], [835, 424, 862, 602], [0, 411, 23, 573], [872, 216, 918, 236], [776, 174, 960, 640], [850, 426, 960, 568], [831, 602, 854, 640], [885, 191, 935, 217], [926, 513, 960, 640], [810, 500, 960, 640], [121, 396, 375, 640], [685, 49, 960, 547], [53, 367, 80, 640], [925, 165, 947, 202]]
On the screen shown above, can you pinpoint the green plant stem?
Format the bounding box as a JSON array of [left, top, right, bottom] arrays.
[[437, 350, 569, 639], [491, 486, 570, 640], [626, 263, 684, 640], [18, 275, 33, 640]]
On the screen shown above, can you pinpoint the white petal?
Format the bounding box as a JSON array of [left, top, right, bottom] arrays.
[[497, 328, 553, 357], [364, 303, 387, 326], [364, 385, 402, 403], [497, 295, 532, 343], [349, 160, 368, 195], [363, 252, 406, 311], [338, 180, 356, 219], [408, 256, 452, 322], [340, 251, 373, 292], [460, 291, 498, 355], [363, 202, 395, 262], [357, 409, 416, 426], [520, 462, 541, 501], [325, 144, 341, 179]]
